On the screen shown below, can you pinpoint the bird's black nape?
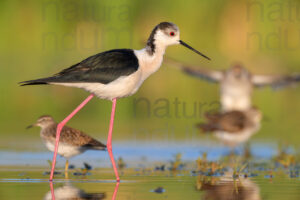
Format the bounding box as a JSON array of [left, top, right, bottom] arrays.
[[146, 22, 178, 55]]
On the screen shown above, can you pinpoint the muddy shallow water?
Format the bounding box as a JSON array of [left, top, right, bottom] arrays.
[[1, 168, 300, 200], [0, 141, 300, 200]]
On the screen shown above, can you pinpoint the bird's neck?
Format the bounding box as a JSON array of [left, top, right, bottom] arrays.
[[135, 43, 166, 81], [39, 122, 57, 133], [146, 38, 167, 56]]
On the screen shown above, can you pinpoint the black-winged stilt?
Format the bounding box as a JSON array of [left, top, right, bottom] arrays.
[[27, 115, 106, 178], [20, 22, 210, 182]]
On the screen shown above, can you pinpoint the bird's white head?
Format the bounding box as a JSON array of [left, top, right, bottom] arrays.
[[152, 22, 180, 47], [146, 22, 210, 60], [227, 65, 251, 81], [27, 115, 56, 129]]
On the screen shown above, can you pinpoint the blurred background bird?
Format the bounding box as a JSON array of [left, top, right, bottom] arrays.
[[167, 59, 300, 146], [197, 107, 262, 146]]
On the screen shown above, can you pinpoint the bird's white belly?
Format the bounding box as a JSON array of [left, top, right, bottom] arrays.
[[215, 130, 254, 145], [221, 94, 251, 112], [53, 70, 143, 100], [221, 85, 252, 112], [214, 123, 260, 146], [43, 140, 82, 158]]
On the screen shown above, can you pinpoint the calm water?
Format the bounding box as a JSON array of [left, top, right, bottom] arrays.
[[1, 167, 300, 200], [0, 140, 280, 166], [0, 141, 300, 200]]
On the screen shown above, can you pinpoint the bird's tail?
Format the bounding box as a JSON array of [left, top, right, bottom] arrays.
[[93, 145, 107, 151], [86, 142, 107, 151]]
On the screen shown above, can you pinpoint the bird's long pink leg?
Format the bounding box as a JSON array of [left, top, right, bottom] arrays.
[[49, 94, 94, 181], [49, 181, 55, 200], [112, 181, 120, 200], [107, 98, 120, 182]]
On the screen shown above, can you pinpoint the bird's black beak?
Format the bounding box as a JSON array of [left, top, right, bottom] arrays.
[[179, 40, 211, 60]]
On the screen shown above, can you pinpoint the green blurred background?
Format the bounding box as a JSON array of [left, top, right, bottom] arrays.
[[1, 0, 300, 149]]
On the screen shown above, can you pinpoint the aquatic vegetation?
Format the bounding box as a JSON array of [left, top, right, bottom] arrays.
[[193, 153, 224, 177], [117, 157, 126, 170]]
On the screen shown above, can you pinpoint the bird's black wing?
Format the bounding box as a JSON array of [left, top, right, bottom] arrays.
[[165, 57, 223, 83], [252, 74, 300, 89], [19, 49, 139, 85]]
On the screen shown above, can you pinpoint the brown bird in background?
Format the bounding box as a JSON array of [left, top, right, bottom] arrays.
[[197, 108, 262, 146], [27, 115, 106, 176], [167, 58, 300, 146]]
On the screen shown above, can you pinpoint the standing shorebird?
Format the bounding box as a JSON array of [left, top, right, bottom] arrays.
[[197, 107, 262, 146], [27, 115, 106, 177], [20, 22, 210, 181], [167, 60, 300, 111]]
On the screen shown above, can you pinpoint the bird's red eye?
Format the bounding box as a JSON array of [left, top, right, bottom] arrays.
[[170, 32, 175, 36]]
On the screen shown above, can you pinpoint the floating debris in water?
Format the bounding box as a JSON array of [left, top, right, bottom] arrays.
[[73, 171, 91, 176], [244, 173, 258, 178], [68, 164, 75, 169], [83, 162, 92, 170], [73, 172, 82, 176], [151, 187, 165, 194], [154, 165, 165, 171], [43, 171, 61, 175]]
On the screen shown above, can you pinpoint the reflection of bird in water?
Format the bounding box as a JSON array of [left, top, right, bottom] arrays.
[[198, 174, 261, 200], [44, 184, 105, 200], [27, 115, 106, 177], [167, 59, 300, 112], [197, 107, 262, 146]]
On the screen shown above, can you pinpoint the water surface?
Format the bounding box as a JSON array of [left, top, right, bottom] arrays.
[[1, 141, 300, 200]]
